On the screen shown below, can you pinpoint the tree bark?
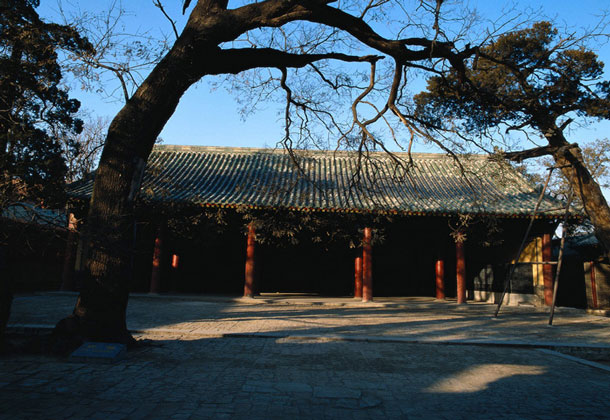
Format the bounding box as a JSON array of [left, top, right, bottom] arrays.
[[57, 0, 480, 343], [502, 119, 610, 262], [59, 2, 371, 342], [504, 138, 610, 253], [61, 0, 336, 342], [62, 7, 216, 343], [553, 145, 610, 260], [538, 124, 610, 261]]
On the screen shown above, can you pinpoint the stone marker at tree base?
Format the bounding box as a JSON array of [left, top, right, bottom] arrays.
[[70, 342, 126, 363]]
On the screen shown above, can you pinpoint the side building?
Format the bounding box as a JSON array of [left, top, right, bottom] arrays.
[[68, 145, 571, 306]]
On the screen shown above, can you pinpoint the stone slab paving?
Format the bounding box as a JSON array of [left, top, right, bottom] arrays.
[[1, 336, 610, 419], [7, 292, 610, 348], [4, 293, 610, 418]]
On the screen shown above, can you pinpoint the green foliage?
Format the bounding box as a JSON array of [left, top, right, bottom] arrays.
[[414, 21, 610, 134], [237, 207, 389, 249], [0, 0, 92, 208], [413, 21, 610, 241], [137, 200, 390, 250]]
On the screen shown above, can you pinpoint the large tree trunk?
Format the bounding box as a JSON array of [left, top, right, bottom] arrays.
[[59, 6, 217, 344], [54, 0, 474, 343], [553, 144, 610, 259], [0, 244, 11, 350], [506, 125, 610, 260], [55, 0, 336, 343], [536, 123, 610, 260]]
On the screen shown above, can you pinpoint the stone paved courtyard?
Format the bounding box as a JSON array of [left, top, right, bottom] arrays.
[[2, 293, 610, 419], [2, 336, 610, 419]]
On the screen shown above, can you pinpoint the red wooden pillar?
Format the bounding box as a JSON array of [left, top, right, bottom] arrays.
[[150, 223, 165, 294], [435, 258, 445, 300], [170, 254, 180, 291], [60, 213, 78, 291], [362, 227, 373, 302], [244, 224, 256, 297], [542, 233, 554, 306], [354, 256, 363, 298], [456, 239, 466, 304], [590, 261, 599, 309]]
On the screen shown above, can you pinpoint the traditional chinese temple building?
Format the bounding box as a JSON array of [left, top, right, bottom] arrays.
[[69, 145, 569, 306]]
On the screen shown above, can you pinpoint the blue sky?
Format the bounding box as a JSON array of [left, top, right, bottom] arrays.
[[39, 0, 610, 151]]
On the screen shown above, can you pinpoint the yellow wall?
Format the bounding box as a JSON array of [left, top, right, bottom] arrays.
[[513, 236, 544, 295]]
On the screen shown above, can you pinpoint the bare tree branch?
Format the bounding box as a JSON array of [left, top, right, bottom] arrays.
[[206, 48, 383, 76], [154, 0, 179, 40]]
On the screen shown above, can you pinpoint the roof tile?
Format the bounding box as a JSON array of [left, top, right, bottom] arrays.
[[69, 145, 569, 217]]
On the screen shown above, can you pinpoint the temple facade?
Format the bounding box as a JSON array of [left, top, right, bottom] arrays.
[[69, 145, 570, 306]]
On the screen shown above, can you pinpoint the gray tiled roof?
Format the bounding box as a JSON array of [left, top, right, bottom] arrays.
[[2, 203, 66, 228], [70, 145, 567, 218]]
